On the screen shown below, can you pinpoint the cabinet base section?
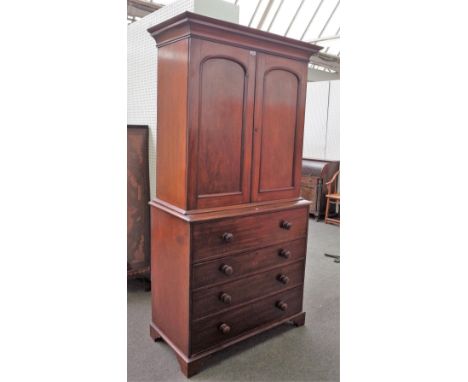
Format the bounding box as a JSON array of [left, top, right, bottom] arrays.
[[150, 312, 306, 378]]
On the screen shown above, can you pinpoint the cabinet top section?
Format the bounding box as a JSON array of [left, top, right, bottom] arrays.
[[147, 11, 321, 62]]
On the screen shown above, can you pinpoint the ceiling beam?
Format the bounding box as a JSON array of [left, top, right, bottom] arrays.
[[267, 0, 284, 31], [308, 67, 340, 82], [257, 0, 275, 30], [127, 0, 163, 19], [284, 0, 306, 36], [317, 0, 339, 38], [310, 51, 340, 72], [248, 0, 264, 27], [301, 0, 324, 40], [309, 34, 340, 44]]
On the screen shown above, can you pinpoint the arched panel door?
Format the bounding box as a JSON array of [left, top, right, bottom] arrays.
[[187, 39, 256, 210], [251, 53, 308, 202]]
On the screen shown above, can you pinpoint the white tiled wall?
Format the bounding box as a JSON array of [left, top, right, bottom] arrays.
[[127, 0, 238, 199], [127, 0, 195, 199], [303, 80, 340, 161]]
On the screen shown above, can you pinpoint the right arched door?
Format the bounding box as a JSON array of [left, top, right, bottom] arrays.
[[251, 53, 308, 202]]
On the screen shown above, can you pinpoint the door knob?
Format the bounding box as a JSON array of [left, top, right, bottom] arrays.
[[279, 249, 291, 258], [220, 264, 234, 276], [222, 232, 234, 243], [219, 292, 232, 304], [280, 220, 292, 230], [276, 300, 288, 311], [218, 323, 231, 334], [277, 274, 290, 284]]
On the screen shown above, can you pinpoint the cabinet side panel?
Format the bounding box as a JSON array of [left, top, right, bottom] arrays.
[[156, 39, 189, 209], [151, 206, 190, 355]]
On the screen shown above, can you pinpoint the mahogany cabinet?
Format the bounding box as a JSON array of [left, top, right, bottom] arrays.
[[147, 12, 321, 377], [127, 125, 150, 280]]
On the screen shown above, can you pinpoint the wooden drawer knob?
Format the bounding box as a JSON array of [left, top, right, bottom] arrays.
[[222, 232, 234, 243], [279, 249, 291, 259], [277, 274, 290, 284], [276, 300, 288, 311], [220, 264, 234, 276], [218, 323, 231, 334], [219, 292, 232, 304], [280, 220, 292, 230]]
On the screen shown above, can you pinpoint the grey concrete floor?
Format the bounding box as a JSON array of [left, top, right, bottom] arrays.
[[128, 218, 340, 382]]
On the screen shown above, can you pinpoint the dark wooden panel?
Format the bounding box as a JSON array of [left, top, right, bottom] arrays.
[[192, 238, 306, 289], [155, 39, 189, 210], [192, 206, 308, 262], [151, 206, 191, 355], [259, 69, 298, 190], [188, 39, 255, 209], [198, 58, 244, 195], [146, 13, 315, 376], [191, 286, 303, 354], [192, 260, 305, 319], [251, 53, 308, 202], [147, 12, 321, 62], [127, 126, 150, 277]]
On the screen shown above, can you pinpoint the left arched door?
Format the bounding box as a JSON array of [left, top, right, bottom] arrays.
[[187, 39, 256, 210]]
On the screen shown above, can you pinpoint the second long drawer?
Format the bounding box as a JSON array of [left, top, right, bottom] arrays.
[[192, 260, 305, 319], [192, 238, 306, 289]]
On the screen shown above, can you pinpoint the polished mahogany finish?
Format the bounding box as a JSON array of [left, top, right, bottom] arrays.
[[191, 286, 303, 354], [192, 238, 306, 289], [251, 54, 308, 203], [147, 12, 319, 378], [147, 12, 320, 212], [191, 207, 308, 262], [192, 260, 305, 319], [127, 125, 150, 280], [151, 207, 191, 355]]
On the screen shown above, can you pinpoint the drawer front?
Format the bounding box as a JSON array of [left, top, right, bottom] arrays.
[[192, 207, 308, 262], [192, 260, 305, 319], [191, 286, 303, 354], [192, 238, 306, 289]]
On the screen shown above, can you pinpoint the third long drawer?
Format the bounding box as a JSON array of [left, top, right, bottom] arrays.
[[192, 260, 305, 319]]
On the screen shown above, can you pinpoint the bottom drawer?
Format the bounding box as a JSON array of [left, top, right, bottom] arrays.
[[191, 286, 303, 354]]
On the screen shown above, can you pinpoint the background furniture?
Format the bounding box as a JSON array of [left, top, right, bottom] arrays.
[[324, 170, 340, 226], [147, 12, 320, 377], [300, 158, 340, 220], [127, 125, 151, 281]]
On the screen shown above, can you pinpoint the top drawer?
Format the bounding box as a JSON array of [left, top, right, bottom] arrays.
[[192, 206, 308, 262]]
